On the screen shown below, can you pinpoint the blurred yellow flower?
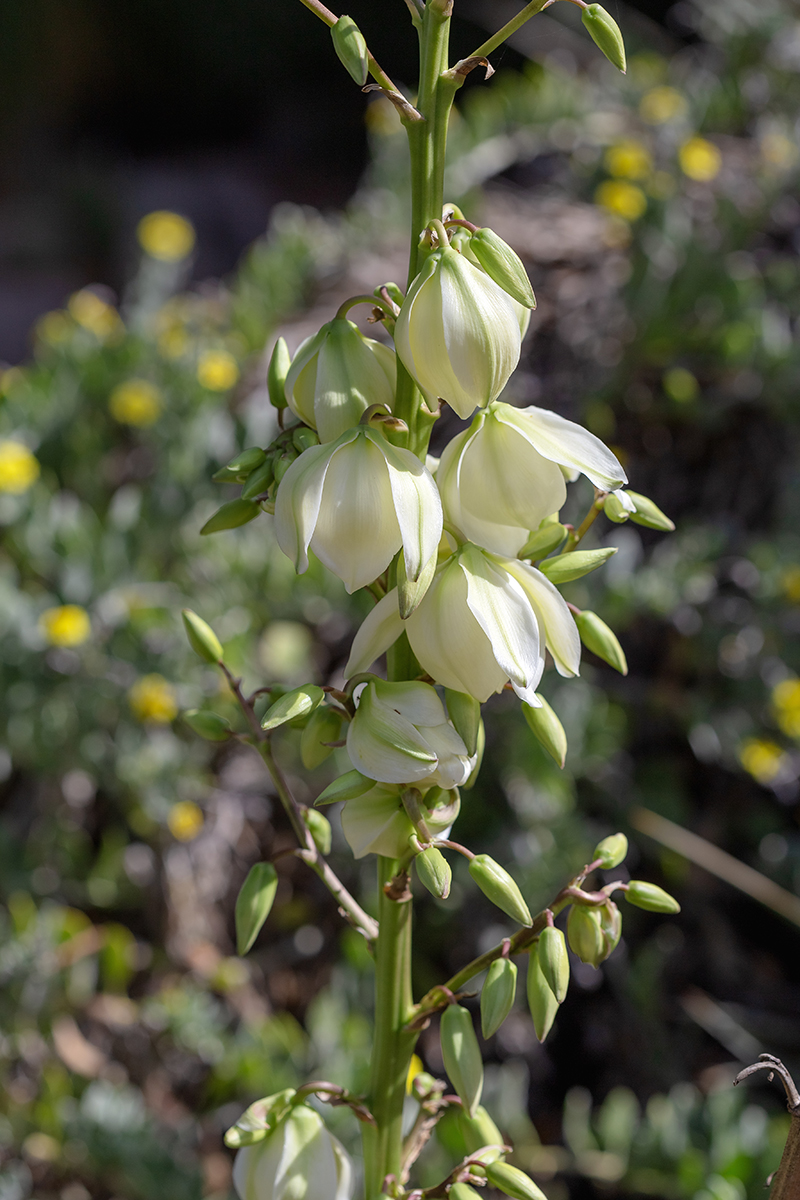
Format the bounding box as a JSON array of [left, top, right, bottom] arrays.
[[109, 379, 163, 427], [36, 311, 71, 346], [595, 180, 647, 222], [773, 679, 800, 738], [739, 738, 786, 785], [639, 86, 687, 124], [197, 349, 239, 391], [167, 800, 204, 841], [40, 605, 91, 648], [781, 566, 800, 604], [604, 140, 652, 180], [129, 674, 179, 723], [68, 290, 124, 341], [137, 211, 196, 262], [679, 137, 721, 182], [0, 441, 40, 493], [406, 1054, 424, 1094], [158, 325, 190, 359], [662, 367, 699, 403]]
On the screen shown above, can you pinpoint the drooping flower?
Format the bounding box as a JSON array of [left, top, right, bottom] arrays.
[[394, 246, 521, 419], [347, 679, 475, 788], [274, 426, 442, 593], [436, 402, 627, 555], [340, 781, 460, 859], [232, 1105, 353, 1200], [345, 543, 580, 704], [284, 318, 396, 443]]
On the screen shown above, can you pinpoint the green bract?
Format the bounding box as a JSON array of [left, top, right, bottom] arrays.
[[261, 685, 325, 732], [414, 846, 452, 899], [468, 227, 536, 309]]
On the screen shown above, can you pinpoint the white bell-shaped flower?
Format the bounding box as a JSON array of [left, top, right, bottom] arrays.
[[284, 318, 396, 443], [340, 781, 460, 859], [394, 247, 521, 419], [347, 678, 475, 788], [437, 402, 627, 556], [345, 543, 580, 704], [233, 1104, 353, 1200], [274, 426, 442, 593]]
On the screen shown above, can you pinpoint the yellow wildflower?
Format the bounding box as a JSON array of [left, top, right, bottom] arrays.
[[158, 325, 190, 359], [40, 605, 91, 648], [662, 367, 699, 403], [128, 674, 178, 723], [639, 86, 687, 125], [68, 290, 124, 341], [781, 566, 800, 604], [604, 140, 652, 180], [739, 738, 786, 785], [137, 211, 196, 262], [0, 441, 40, 493], [679, 137, 722, 182], [167, 800, 204, 841], [109, 379, 163, 427], [773, 679, 800, 739], [36, 311, 72, 346], [595, 180, 647, 222], [406, 1054, 424, 1094], [197, 349, 239, 391]]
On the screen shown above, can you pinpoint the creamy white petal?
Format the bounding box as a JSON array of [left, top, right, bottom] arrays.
[[331, 1134, 354, 1200], [372, 678, 448, 728], [285, 327, 327, 429], [345, 589, 404, 678], [310, 435, 401, 593], [373, 431, 443, 582], [340, 787, 415, 859], [500, 404, 627, 491], [314, 321, 395, 443], [503, 557, 581, 678], [460, 545, 543, 705], [274, 441, 337, 575], [347, 685, 438, 783], [612, 487, 637, 513], [423, 723, 473, 788]]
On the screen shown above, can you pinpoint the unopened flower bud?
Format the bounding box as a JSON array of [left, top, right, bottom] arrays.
[[235, 862, 279, 955], [415, 846, 452, 899], [457, 1105, 505, 1163], [538, 547, 617, 584], [445, 689, 481, 757], [440, 1003, 484, 1117], [625, 880, 680, 913], [182, 609, 224, 662], [519, 520, 568, 561], [574, 610, 628, 675], [267, 338, 291, 410], [592, 832, 628, 869], [284, 318, 396, 443], [627, 490, 675, 532], [292, 426, 320, 454], [537, 926, 569, 1003], [567, 905, 605, 967], [526, 944, 558, 1042], [485, 1161, 548, 1200], [261, 685, 325, 732], [603, 491, 631, 523], [183, 708, 232, 741], [213, 447, 267, 483], [331, 14, 369, 85], [302, 807, 331, 855], [201, 498, 260, 534], [468, 228, 536, 309], [395, 246, 521, 419], [523, 696, 567, 768], [481, 957, 518, 1039], [581, 3, 626, 73], [598, 900, 622, 958], [469, 854, 532, 926], [450, 1186, 483, 1200], [273, 448, 298, 485], [241, 457, 276, 500], [301, 706, 345, 771], [232, 1103, 353, 1200]]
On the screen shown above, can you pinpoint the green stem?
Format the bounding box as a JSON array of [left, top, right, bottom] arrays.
[[465, 0, 551, 61]]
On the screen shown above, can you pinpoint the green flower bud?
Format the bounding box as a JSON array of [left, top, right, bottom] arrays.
[[598, 900, 622, 958], [235, 862, 279, 955], [468, 228, 536, 310], [331, 14, 369, 86], [415, 846, 452, 899], [200, 498, 260, 534], [537, 926, 569, 1003], [592, 833, 628, 869], [481, 957, 518, 1039], [440, 1003, 484, 1117], [581, 3, 626, 74], [398, 545, 437, 619], [181, 608, 224, 663], [445, 690, 481, 757], [457, 1105, 505, 1163], [603, 491, 630, 523], [267, 338, 291, 410], [224, 1088, 296, 1147], [518, 521, 568, 561], [292, 426, 320, 454], [241, 457, 275, 500], [183, 708, 231, 741], [450, 1186, 483, 1200], [212, 447, 267, 483], [538, 546, 617, 584], [625, 880, 680, 913], [567, 905, 605, 967], [575, 610, 628, 675], [526, 945, 558, 1042], [485, 1161, 548, 1200], [261, 684, 325, 732], [523, 696, 567, 768], [301, 705, 345, 771], [315, 768, 374, 805], [273, 448, 298, 485], [469, 854, 532, 927], [627, 490, 675, 532], [303, 807, 332, 855]]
